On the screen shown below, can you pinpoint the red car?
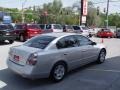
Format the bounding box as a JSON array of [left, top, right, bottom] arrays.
[[97, 29, 115, 38], [14, 24, 52, 41]]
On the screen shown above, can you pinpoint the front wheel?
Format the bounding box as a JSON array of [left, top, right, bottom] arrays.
[[9, 40, 14, 44], [50, 62, 66, 82], [97, 49, 106, 64]]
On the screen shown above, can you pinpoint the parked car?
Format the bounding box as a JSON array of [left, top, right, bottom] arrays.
[[0, 24, 16, 44], [88, 27, 96, 36], [38, 24, 53, 33], [116, 28, 120, 38], [7, 32, 106, 82], [63, 25, 74, 32], [97, 28, 115, 38], [46, 24, 63, 32], [72, 25, 90, 37], [14, 24, 42, 41]]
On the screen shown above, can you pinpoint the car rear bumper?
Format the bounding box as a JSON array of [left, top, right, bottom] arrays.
[[7, 59, 49, 79]]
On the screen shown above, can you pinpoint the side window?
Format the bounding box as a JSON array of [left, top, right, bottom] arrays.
[[56, 36, 78, 49], [39, 24, 45, 29], [75, 35, 92, 46], [46, 25, 51, 29]]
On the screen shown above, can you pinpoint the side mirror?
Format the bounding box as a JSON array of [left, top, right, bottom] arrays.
[[91, 42, 96, 45]]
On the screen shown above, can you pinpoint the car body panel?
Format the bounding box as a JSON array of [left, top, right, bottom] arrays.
[[0, 24, 16, 41], [7, 33, 106, 79], [97, 29, 115, 38]]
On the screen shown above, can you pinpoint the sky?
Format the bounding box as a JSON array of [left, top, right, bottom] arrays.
[[0, 0, 120, 13]]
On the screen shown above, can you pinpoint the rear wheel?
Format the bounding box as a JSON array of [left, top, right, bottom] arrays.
[[97, 49, 106, 64], [50, 62, 67, 82], [0, 40, 5, 43], [9, 40, 14, 44]]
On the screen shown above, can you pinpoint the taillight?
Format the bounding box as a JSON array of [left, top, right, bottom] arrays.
[[27, 53, 38, 66]]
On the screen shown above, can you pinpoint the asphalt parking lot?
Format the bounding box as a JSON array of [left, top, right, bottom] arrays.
[[0, 37, 120, 90]]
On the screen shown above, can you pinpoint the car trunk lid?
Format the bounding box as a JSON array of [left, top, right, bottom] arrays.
[[9, 45, 43, 66]]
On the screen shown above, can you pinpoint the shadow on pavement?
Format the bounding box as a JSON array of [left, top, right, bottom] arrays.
[[0, 42, 10, 46], [0, 56, 120, 90]]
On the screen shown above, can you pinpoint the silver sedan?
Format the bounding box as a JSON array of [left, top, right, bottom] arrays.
[[7, 33, 106, 82]]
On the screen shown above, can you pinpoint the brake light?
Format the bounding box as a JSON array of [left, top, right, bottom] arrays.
[[27, 53, 38, 66]]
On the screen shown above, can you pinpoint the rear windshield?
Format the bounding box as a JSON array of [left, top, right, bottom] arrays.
[[53, 25, 62, 29], [81, 27, 88, 30], [73, 26, 80, 30], [66, 25, 73, 29], [28, 25, 39, 29], [24, 36, 56, 49], [0, 25, 14, 30]]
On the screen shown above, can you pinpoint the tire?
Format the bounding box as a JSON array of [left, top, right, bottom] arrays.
[[0, 40, 5, 43], [89, 34, 92, 38], [50, 62, 67, 82], [19, 34, 25, 42], [97, 49, 106, 64], [9, 40, 14, 44]]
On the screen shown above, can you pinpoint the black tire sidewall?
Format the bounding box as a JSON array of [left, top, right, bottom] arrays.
[[50, 62, 66, 82], [9, 40, 14, 44], [97, 50, 106, 64]]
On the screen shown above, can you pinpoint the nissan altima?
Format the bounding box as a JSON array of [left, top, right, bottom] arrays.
[[7, 33, 106, 82]]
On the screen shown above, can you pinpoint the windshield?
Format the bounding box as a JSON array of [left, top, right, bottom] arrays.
[[0, 25, 14, 30], [15, 25, 24, 29], [24, 35, 56, 49]]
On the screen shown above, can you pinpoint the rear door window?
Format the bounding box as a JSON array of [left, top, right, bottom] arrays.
[[53, 25, 62, 29]]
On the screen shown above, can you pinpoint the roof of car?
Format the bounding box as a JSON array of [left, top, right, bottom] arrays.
[[41, 32, 81, 38]]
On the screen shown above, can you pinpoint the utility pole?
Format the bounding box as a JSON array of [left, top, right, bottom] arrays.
[[106, 0, 110, 29], [22, 0, 27, 23], [80, 0, 83, 25]]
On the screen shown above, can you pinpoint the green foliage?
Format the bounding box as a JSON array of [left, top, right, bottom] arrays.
[[0, 0, 120, 27]]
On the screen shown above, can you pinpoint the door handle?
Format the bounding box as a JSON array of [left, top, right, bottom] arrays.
[[82, 50, 87, 52], [64, 53, 68, 55]]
